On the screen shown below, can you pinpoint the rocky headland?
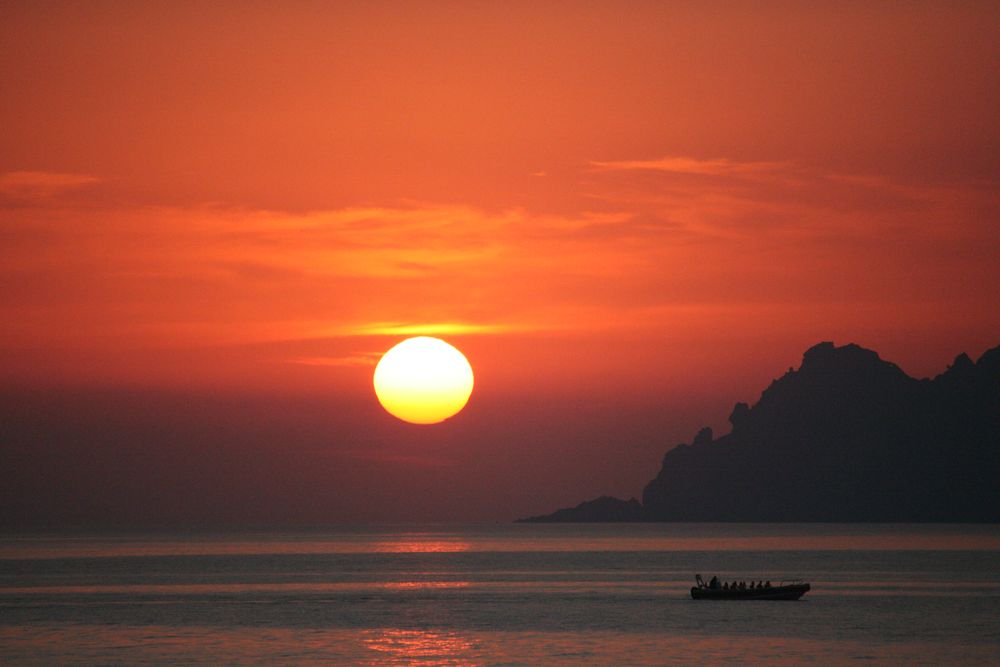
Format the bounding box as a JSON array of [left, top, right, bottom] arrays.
[[519, 342, 1000, 522]]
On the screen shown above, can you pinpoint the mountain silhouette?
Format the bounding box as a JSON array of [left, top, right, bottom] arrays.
[[519, 342, 1000, 522]]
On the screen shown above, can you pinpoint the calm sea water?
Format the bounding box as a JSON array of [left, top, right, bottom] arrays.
[[2, 524, 999, 665]]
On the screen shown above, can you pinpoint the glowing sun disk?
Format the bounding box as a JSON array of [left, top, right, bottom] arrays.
[[373, 337, 474, 424]]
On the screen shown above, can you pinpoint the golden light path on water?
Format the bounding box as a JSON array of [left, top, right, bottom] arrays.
[[4, 527, 1000, 560], [2, 525, 1000, 664], [4, 626, 1000, 665]]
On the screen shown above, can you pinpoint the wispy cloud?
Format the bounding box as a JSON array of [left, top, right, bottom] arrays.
[[338, 322, 525, 337], [589, 156, 790, 176], [0, 171, 99, 198], [0, 157, 995, 367], [287, 354, 382, 367], [0, 202, 636, 348]]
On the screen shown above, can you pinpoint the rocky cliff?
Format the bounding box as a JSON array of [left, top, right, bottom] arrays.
[[521, 342, 1000, 522]]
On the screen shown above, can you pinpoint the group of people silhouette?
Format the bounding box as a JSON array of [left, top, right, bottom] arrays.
[[707, 575, 770, 591]]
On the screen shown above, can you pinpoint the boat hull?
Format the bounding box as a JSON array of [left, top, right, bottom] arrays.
[[690, 583, 810, 600]]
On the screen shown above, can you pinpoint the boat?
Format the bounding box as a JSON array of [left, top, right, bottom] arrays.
[[690, 574, 810, 600]]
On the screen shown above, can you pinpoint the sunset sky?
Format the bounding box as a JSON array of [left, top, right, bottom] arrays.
[[2, 1, 999, 525]]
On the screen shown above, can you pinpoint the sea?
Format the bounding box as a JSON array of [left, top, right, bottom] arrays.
[[2, 523, 999, 665]]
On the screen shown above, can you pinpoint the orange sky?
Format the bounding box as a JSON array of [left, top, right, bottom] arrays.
[[1, 1, 998, 523]]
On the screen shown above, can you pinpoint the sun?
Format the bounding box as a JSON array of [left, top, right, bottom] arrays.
[[373, 337, 474, 424]]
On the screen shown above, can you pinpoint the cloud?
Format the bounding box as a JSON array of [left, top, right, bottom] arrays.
[[287, 354, 382, 367], [339, 322, 525, 336], [0, 202, 634, 349], [0, 171, 99, 198], [0, 157, 996, 374], [589, 156, 790, 176]]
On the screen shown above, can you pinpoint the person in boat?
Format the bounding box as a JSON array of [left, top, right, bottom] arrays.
[[765, 580, 771, 588], [709, 576, 719, 589]]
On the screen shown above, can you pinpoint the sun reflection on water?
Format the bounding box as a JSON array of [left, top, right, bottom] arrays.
[[362, 628, 478, 666], [379, 581, 470, 590], [374, 535, 471, 553]]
